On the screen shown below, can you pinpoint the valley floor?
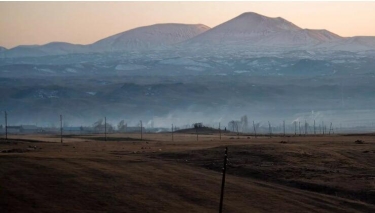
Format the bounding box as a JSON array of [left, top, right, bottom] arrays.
[[1, 133, 375, 212]]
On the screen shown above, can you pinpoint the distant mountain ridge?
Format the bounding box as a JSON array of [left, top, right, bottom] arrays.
[[2, 12, 375, 58], [5, 42, 86, 58], [90, 23, 210, 52], [2, 23, 210, 58], [184, 12, 343, 49]]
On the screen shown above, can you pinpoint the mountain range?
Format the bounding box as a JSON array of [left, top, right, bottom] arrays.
[[1, 12, 375, 127], [2, 12, 375, 58]]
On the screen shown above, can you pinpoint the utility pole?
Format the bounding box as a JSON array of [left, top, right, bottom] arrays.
[[305, 120, 307, 136], [236, 123, 239, 139], [314, 120, 316, 135], [299, 122, 301, 136], [219, 147, 228, 213], [253, 121, 257, 138], [172, 124, 174, 142], [4, 111, 7, 140], [219, 122, 221, 140], [329, 122, 333, 135], [140, 120, 143, 140], [283, 120, 285, 136], [196, 126, 198, 141], [60, 115, 63, 143], [104, 117, 107, 141], [268, 121, 272, 138], [294, 121, 297, 136]]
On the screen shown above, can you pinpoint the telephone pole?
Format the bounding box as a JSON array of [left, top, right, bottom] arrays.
[[236, 123, 239, 139], [4, 111, 7, 140], [196, 126, 198, 141], [60, 115, 63, 143], [268, 121, 272, 138], [140, 120, 143, 140], [253, 121, 257, 138], [219, 122, 221, 140], [172, 124, 174, 142], [283, 120, 285, 136], [219, 147, 228, 213], [105, 117, 107, 141], [329, 122, 333, 135], [314, 120, 316, 135]]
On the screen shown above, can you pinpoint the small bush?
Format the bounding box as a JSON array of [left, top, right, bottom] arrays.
[[355, 140, 365, 144]]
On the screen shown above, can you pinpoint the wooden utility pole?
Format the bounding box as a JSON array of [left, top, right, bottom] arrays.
[[219, 122, 221, 140], [299, 122, 301, 136], [294, 121, 297, 136], [172, 124, 174, 142], [305, 120, 307, 136], [4, 111, 7, 140], [253, 121, 257, 138], [314, 120, 316, 135], [140, 120, 143, 140], [329, 122, 333, 135], [283, 120, 285, 136], [236, 123, 239, 139], [268, 121, 272, 138], [104, 117, 107, 141], [60, 115, 63, 143], [219, 147, 228, 213], [196, 126, 198, 141]]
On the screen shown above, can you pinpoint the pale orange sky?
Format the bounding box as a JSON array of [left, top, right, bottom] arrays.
[[1, 1, 375, 49]]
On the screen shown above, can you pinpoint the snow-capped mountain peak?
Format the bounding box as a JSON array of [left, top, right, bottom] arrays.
[[231, 12, 302, 32]]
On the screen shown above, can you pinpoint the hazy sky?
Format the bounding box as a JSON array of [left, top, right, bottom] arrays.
[[1, 1, 375, 49]]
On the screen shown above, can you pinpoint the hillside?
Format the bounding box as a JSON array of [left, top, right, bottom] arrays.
[[2, 11, 375, 58], [90, 23, 210, 52], [183, 12, 344, 50]]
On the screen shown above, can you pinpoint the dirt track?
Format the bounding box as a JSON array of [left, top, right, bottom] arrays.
[[1, 133, 375, 213]]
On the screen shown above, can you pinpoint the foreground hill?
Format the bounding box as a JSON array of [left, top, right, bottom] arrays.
[[1, 134, 375, 212]]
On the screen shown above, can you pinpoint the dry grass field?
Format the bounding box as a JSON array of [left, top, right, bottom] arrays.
[[1, 132, 375, 213]]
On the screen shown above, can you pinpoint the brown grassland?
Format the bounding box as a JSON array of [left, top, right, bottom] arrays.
[[1, 132, 375, 212]]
